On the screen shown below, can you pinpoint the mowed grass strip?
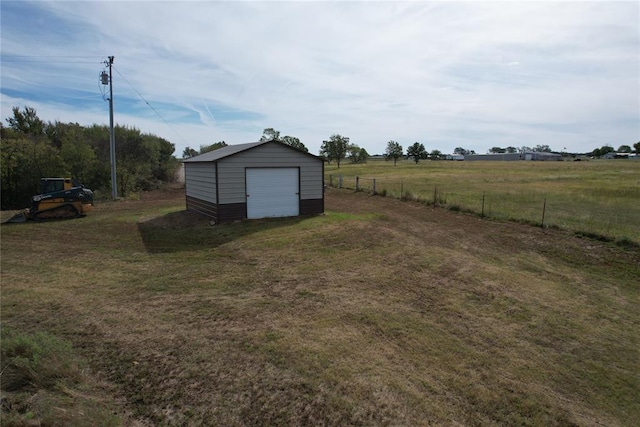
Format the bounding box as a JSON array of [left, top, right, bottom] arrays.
[[325, 159, 640, 242], [1, 187, 639, 426]]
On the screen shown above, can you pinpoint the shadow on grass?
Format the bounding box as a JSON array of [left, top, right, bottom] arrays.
[[137, 209, 309, 254]]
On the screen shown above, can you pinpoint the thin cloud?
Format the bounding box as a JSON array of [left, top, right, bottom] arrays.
[[1, 1, 638, 155]]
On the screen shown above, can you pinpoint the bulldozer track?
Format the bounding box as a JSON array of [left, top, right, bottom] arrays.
[[34, 204, 80, 220]]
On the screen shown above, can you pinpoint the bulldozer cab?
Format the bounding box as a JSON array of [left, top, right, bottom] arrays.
[[40, 178, 74, 194]]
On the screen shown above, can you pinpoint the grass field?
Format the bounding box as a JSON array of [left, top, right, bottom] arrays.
[[325, 159, 640, 243], [1, 186, 639, 426]]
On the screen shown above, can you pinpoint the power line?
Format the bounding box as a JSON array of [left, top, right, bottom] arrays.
[[2, 60, 99, 64], [61, 93, 104, 101], [3, 55, 100, 57], [1, 55, 102, 64], [112, 65, 188, 146]]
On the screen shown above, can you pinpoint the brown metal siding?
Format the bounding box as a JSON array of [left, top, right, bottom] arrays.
[[300, 199, 324, 215], [185, 197, 247, 224], [186, 196, 218, 220], [218, 203, 247, 223]]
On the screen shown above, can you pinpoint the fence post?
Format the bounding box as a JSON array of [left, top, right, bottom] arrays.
[[356, 176, 359, 191], [400, 181, 404, 201], [541, 198, 547, 228], [339, 175, 343, 189], [373, 178, 376, 195], [329, 174, 333, 187], [433, 186, 438, 206], [481, 191, 485, 218]]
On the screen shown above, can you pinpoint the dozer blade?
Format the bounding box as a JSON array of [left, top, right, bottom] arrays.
[[2, 210, 29, 224]]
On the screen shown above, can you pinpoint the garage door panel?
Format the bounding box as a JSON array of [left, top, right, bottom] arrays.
[[246, 168, 299, 219]]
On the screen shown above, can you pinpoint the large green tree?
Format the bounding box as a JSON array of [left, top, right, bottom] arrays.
[[182, 147, 199, 158], [6, 106, 45, 136], [183, 141, 227, 158], [281, 135, 308, 153], [260, 127, 280, 142], [260, 128, 308, 153], [200, 141, 228, 154], [489, 146, 525, 154], [489, 147, 506, 154], [113, 126, 179, 196], [533, 144, 552, 153], [320, 134, 350, 168], [617, 145, 631, 153], [385, 140, 403, 166], [591, 145, 614, 157], [59, 123, 102, 187], [347, 144, 368, 164], [407, 142, 427, 164], [148, 134, 180, 182]]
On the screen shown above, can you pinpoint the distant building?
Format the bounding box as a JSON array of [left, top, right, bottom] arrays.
[[464, 152, 562, 161], [527, 152, 563, 161], [602, 152, 635, 159]]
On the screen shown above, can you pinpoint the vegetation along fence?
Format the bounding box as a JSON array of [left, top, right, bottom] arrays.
[[325, 174, 640, 245]]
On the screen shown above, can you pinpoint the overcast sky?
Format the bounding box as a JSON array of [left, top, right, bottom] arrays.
[[1, 1, 638, 156]]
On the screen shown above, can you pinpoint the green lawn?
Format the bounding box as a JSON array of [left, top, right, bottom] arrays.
[[325, 159, 640, 243]]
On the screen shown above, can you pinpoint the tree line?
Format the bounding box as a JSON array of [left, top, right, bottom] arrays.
[[182, 128, 371, 169], [591, 143, 640, 158], [1, 106, 180, 209], [181, 127, 311, 159], [180, 125, 640, 173]]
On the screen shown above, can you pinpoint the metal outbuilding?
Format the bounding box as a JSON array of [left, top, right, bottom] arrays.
[[182, 141, 324, 223]]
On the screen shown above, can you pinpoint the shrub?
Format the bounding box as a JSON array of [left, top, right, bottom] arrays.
[[615, 237, 639, 249], [574, 231, 613, 243], [1, 328, 83, 391], [0, 327, 121, 426]]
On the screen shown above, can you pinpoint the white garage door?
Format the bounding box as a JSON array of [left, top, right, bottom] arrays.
[[246, 168, 299, 219]]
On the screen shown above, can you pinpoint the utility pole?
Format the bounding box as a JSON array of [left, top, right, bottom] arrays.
[[101, 56, 117, 200], [107, 56, 117, 200]]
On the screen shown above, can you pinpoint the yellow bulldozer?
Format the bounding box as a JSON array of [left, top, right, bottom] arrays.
[[3, 178, 94, 223]]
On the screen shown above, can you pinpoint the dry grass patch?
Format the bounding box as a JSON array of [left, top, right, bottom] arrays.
[[326, 160, 640, 242], [2, 187, 639, 426]]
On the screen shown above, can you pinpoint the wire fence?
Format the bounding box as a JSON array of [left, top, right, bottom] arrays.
[[325, 174, 640, 244]]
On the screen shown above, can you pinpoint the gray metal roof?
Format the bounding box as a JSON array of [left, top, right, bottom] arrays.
[[182, 140, 323, 163], [182, 141, 265, 163]]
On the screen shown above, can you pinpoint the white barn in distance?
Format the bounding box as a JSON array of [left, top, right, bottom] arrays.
[[182, 141, 324, 224]]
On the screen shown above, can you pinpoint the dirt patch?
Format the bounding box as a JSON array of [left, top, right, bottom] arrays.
[[139, 183, 186, 202]]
